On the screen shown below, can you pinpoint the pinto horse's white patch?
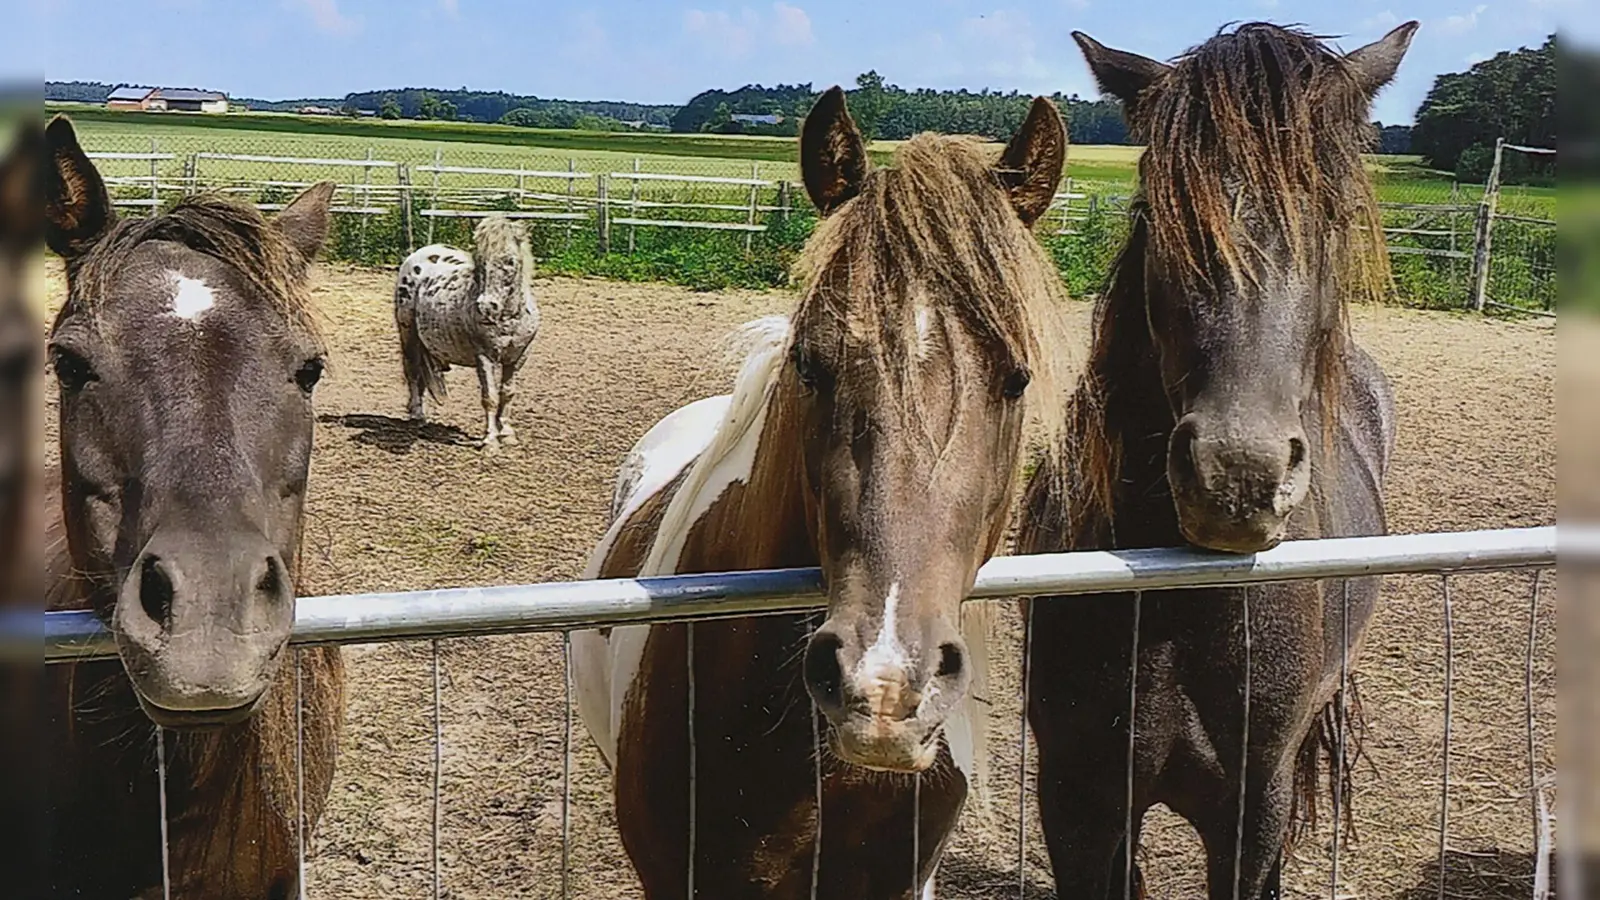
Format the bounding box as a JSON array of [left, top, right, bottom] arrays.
[[166, 272, 216, 321]]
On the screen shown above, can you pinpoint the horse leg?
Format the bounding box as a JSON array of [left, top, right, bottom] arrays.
[[1196, 762, 1295, 900], [1258, 851, 1283, 900], [496, 357, 523, 444], [406, 372, 426, 422], [1112, 833, 1150, 899], [475, 354, 502, 451], [1036, 747, 1132, 899]]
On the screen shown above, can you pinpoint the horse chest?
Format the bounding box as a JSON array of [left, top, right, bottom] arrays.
[[614, 618, 964, 899]]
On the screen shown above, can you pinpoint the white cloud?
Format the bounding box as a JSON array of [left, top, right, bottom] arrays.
[[290, 0, 359, 34], [1363, 9, 1400, 29], [683, 8, 758, 57], [684, 4, 813, 57], [1440, 3, 1489, 35], [438, 0, 458, 15], [772, 3, 814, 46], [957, 10, 1049, 82]]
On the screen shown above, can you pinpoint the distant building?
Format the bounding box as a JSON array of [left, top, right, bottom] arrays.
[[104, 86, 228, 114], [105, 86, 160, 110], [731, 113, 783, 126], [159, 88, 229, 113], [297, 105, 339, 116]]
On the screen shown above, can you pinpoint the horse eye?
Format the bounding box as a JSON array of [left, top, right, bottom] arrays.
[[789, 345, 833, 395], [295, 357, 325, 394], [1001, 367, 1031, 400], [50, 347, 97, 393]]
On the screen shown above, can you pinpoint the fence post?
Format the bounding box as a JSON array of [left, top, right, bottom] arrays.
[[427, 147, 442, 245], [565, 158, 577, 249], [1468, 137, 1505, 313], [399, 163, 415, 255], [628, 157, 640, 254], [1059, 176, 1072, 235], [183, 153, 198, 195], [596, 173, 611, 254], [358, 147, 374, 261], [776, 180, 791, 225], [148, 138, 160, 214], [744, 162, 760, 253]]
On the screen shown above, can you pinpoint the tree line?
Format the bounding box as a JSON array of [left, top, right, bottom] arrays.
[[1410, 34, 1555, 184], [670, 72, 1133, 144], [350, 89, 676, 127], [52, 32, 1560, 174]]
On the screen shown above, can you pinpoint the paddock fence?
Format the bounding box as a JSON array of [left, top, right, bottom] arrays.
[[28, 525, 1572, 899], [76, 131, 1556, 312]]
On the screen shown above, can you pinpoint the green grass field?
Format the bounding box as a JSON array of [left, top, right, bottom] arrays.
[[52, 106, 1554, 310], [57, 105, 1556, 216]]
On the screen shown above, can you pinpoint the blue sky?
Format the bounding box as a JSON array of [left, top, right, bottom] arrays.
[[24, 0, 1589, 124]]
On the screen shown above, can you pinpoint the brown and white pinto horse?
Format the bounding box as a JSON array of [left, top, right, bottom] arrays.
[[573, 87, 1070, 899]]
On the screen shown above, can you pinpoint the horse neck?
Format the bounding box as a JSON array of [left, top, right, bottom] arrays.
[[1079, 226, 1186, 549], [673, 387, 816, 577], [475, 251, 533, 309], [162, 648, 341, 890]]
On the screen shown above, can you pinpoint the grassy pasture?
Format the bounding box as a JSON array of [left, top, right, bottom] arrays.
[[62, 107, 1556, 214], [60, 108, 1554, 309]]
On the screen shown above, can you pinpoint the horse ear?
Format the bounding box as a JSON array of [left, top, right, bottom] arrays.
[[996, 97, 1067, 227], [801, 86, 868, 216], [1072, 31, 1171, 112], [1345, 21, 1420, 97], [42, 115, 113, 260], [0, 120, 45, 248], [275, 181, 335, 261]]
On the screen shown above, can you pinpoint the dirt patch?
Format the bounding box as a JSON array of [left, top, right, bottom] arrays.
[[42, 262, 1555, 898]]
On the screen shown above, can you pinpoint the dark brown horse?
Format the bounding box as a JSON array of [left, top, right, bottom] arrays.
[[39, 115, 342, 899], [1017, 23, 1415, 899], [0, 118, 47, 895], [0, 118, 42, 607], [573, 87, 1070, 898]]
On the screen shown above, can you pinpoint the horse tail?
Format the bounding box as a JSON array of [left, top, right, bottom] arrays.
[[1287, 672, 1369, 854], [397, 305, 447, 402]]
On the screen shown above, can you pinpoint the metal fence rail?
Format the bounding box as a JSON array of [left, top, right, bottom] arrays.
[[23, 524, 1573, 900], [38, 525, 1563, 662]]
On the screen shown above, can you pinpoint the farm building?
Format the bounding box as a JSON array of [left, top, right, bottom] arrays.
[[104, 86, 159, 110], [731, 112, 783, 125], [104, 86, 228, 113]]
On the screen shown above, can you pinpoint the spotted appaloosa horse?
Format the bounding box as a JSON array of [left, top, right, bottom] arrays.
[[39, 114, 343, 899], [395, 214, 540, 450], [573, 87, 1072, 899], [1016, 22, 1414, 899]]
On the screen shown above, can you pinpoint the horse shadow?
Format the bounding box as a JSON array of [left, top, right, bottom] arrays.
[[1399, 848, 1551, 899], [318, 413, 473, 455]]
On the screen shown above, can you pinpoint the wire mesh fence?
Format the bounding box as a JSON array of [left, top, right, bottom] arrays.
[[75, 127, 1558, 312], [36, 527, 1562, 899]]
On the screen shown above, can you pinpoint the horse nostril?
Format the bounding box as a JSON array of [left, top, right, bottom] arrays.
[[1287, 436, 1306, 471], [804, 632, 845, 711], [935, 642, 964, 680], [139, 555, 174, 629]]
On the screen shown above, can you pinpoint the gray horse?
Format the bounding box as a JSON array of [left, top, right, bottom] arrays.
[[395, 215, 540, 450]]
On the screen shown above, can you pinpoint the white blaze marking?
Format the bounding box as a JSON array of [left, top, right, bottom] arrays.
[[856, 581, 908, 680], [914, 306, 933, 360], [167, 273, 215, 321]]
